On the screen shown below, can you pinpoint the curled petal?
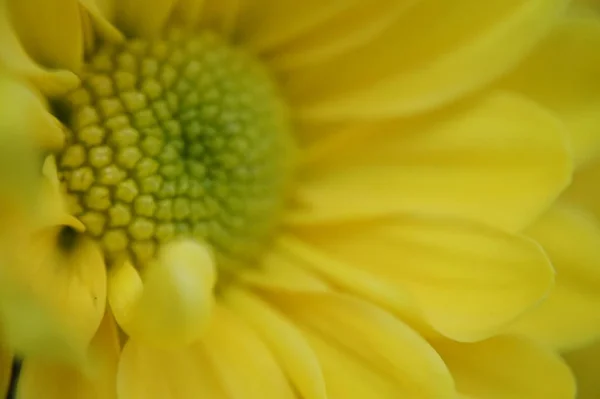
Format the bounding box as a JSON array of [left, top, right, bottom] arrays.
[[7, 0, 83, 72], [108, 239, 216, 347], [565, 339, 600, 399], [0, 230, 106, 362], [17, 311, 120, 399], [0, 3, 78, 95], [434, 335, 575, 399]]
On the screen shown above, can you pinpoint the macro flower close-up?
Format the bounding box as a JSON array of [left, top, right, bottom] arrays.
[[0, 0, 599, 398]]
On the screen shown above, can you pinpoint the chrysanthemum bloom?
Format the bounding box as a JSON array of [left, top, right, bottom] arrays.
[[0, 0, 597, 398]]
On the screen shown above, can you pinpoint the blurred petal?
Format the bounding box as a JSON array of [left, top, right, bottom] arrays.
[[202, 305, 296, 399], [7, 0, 83, 72], [224, 287, 327, 399], [508, 205, 600, 350], [114, 0, 176, 37], [434, 335, 575, 399], [0, 230, 106, 362], [78, 0, 124, 44], [117, 340, 226, 399], [285, 0, 568, 120], [0, 77, 49, 217], [267, 1, 413, 71], [17, 311, 120, 399], [564, 339, 600, 399], [287, 214, 554, 342], [261, 236, 428, 337], [269, 292, 455, 399], [292, 91, 572, 232], [238, 0, 355, 51], [108, 240, 216, 347], [0, 5, 78, 96], [236, 247, 330, 292], [562, 158, 600, 219], [0, 160, 103, 362], [500, 13, 600, 167], [0, 78, 64, 154]]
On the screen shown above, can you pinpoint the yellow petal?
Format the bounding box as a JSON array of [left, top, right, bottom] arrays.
[[117, 340, 227, 399], [223, 287, 327, 399], [292, 91, 572, 232], [564, 339, 600, 399], [238, 0, 355, 51], [78, 0, 124, 44], [236, 246, 330, 292], [270, 292, 455, 399], [0, 78, 64, 189], [507, 205, 600, 351], [304, 331, 411, 399], [108, 239, 216, 347], [289, 214, 554, 342], [268, 1, 415, 71], [79, 6, 96, 57], [0, 7, 78, 95], [285, 0, 568, 120], [434, 335, 575, 399], [0, 77, 46, 217], [203, 305, 296, 399], [269, 235, 429, 337], [7, 0, 83, 72], [499, 13, 600, 167], [562, 158, 600, 219], [114, 0, 176, 37], [17, 311, 120, 399], [0, 230, 106, 362]]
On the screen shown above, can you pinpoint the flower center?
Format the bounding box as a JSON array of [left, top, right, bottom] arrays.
[[56, 30, 293, 268]]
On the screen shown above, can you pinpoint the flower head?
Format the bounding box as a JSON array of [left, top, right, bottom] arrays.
[[0, 0, 598, 398]]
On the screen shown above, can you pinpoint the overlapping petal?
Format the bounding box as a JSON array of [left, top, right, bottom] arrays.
[[223, 287, 327, 399], [508, 205, 600, 351], [0, 227, 106, 362], [7, 0, 83, 72], [292, 91, 571, 232], [264, 0, 412, 70], [202, 305, 296, 399], [564, 339, 600, 399], [288, 214, 554, 342], [117, 340, 227, 399], [237, 0, 356, 51], [263, 292, 455, 399], [499, 12, 600, 167], [434, 335, 575, 399], [17, 311, 120, 399], [283, 0, 569, 120], [562, 158, 600, 220]]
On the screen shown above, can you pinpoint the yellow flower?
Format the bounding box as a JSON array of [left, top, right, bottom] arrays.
[[0, 0, 596, 398]]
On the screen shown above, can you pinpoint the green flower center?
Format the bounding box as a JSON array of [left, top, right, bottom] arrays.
[[56, 30, 293, 268]]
